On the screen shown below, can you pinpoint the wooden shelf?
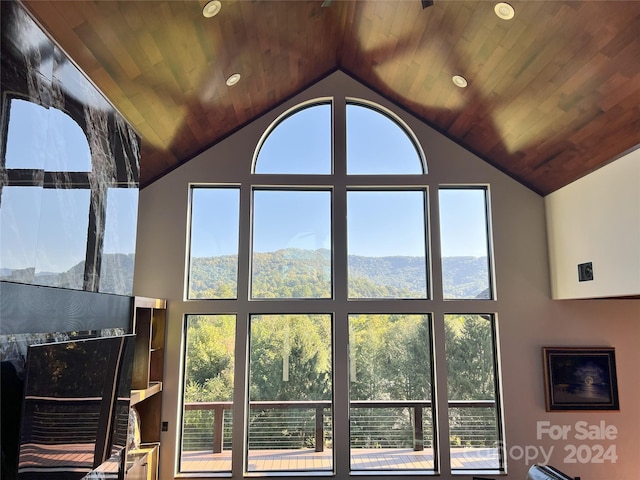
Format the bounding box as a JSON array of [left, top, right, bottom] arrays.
[[127, 297, 166, 480], [131, 382, 163, 406], [133, 297, 167, 309]]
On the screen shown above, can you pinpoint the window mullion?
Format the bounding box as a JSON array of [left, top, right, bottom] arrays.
[[432, 310, 451, 474], [232, 185, 252, 476], [333, 95, 346, 177], [331, 94, 351, 476]]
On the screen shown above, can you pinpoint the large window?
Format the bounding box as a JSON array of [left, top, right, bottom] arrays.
[[445, 314, 503, 472], [187, 187, 240, 299], [247, 314, 333, 473], [349, 314, 434, 471], [439, 187, 493, 299], [251, 189, 332, 299], [180, 315, 236, 473], [347, 189, 428, 299], [181, 98, 503, 476]]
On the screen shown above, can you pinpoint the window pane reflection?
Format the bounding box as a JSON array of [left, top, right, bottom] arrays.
[[34, 188, 90, 289], [5, 99, 48, 170], [46, 107, 92, 172], [5, 98, 91, 172], [99, 188, 138, 295], [0, 186, 43, 283]]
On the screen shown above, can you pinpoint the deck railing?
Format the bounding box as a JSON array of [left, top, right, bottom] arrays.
[[183, 400, 497, 454]]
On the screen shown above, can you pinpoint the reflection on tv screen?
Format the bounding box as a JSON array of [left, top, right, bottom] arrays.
[[17, 335, 134, 480]]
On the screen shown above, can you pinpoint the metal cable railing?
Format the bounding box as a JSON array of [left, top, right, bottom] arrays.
[[448, 405, 499, 448], [183, 400, 497, 454], [350, 406, 433, 449]]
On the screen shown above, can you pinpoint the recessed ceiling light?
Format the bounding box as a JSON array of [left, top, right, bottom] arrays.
[[226, 73, 241, 86], [203, 0, 222, 18], [452, 75, 468, 88], [494, 2, 515, 20]]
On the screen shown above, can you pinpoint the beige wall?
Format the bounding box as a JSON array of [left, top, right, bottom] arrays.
[[546, 147, 640, 299], [134, 71, 640, 480]]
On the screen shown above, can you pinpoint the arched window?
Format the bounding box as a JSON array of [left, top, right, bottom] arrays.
[[346, 101, 425, 175], [254, 101, 332, 174], [182, 98, 502, 477]]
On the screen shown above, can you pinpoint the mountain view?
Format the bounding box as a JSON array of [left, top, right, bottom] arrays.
[[1, 253, 135, 295], [2, 248, 490, 299], [188, 248, 490, 299]]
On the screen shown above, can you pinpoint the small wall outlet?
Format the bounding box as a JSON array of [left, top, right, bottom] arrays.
[[578, 262, 593, 282], [162, 421, 169, 432]]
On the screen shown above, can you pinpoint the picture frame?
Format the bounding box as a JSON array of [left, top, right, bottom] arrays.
[[542, 347, 619, 411]]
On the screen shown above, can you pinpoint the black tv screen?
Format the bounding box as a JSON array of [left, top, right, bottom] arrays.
[[16, 335, 135, 480]]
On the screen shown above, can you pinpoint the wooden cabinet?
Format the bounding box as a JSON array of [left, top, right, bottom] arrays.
[[126, 297, 166, 480], [126, 444, 159, 480]]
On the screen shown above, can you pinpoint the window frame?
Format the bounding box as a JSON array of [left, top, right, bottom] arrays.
[[249, 186, 334, 300], [438, 185, 497, 301], [252, 98, 334, 175], [444, 312, 506, 474], [179, 96, 505, 477], [185, 184, 242, 300], [346, 186, 431, 300], [345, 98, 427, 176]]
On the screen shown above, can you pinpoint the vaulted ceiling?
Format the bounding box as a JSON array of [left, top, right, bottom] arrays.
[[22, 0, 640, 195]]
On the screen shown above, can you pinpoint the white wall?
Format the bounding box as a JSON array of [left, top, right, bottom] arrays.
[[134, 71, 640, 480], [546, 147, 640, 299]]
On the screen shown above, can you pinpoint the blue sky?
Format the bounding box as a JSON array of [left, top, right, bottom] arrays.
[[439, 188, 489, 258], [347, 190, 426, 257], [190, 187, 487, 259], [190, 104, 489, 260], [1, 99, 488, 274]]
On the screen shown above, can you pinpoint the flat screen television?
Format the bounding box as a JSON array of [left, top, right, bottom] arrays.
[[15, 335, 135, 480]]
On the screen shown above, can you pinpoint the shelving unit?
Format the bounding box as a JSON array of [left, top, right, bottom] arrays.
[[127, 296, 166, 480]]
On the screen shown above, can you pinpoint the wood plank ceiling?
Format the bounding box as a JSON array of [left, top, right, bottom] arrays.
[[22, 0, 640, 195]]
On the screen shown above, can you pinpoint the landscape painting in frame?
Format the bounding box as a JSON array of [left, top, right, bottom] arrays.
[[542, 347, 619, 411]]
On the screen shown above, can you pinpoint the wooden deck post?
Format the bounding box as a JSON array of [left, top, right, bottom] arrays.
[[213, 404, 224, 453], [315, 405, 324, 452], [413, 405, 424, 451]]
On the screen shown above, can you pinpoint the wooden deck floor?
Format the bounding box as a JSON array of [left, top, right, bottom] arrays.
[[180, 447, 500, 473]]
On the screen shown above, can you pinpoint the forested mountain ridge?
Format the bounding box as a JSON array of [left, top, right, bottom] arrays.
[[0, 253, 135, 294], [183, 248, 497, 450], [1, 248, 490, 299], [189, 248, 490, 299]]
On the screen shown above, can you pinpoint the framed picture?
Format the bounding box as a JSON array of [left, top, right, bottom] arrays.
[[542, 347, 619, 411]]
